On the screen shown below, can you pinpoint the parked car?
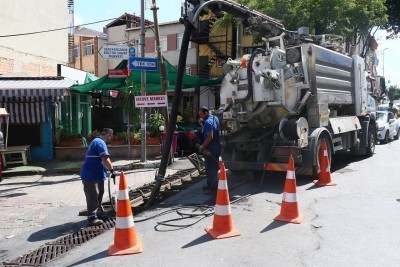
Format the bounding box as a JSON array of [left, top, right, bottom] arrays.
[[378, 103, 400, 117], [376, 111, 400, 143]]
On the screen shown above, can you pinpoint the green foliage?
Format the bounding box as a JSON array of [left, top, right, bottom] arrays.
[[383, 0, 400, 39], [130, 131, 141, 144], [147, 111, 165, 137], [60, 132, 82, 141], [113, 132, 128, 141], [87, 130, 101, 142], [215, 0, 388, 43], [182, 102, 193, 121], [120, 85, 141, 127], [59, 120, 81, 141], [388, 85, 400, 101]]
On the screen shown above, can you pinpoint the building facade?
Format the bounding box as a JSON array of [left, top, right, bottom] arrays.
[[0, 0, 72, 161], [0, 0, 69, 76], [71, 27, 108, 78]]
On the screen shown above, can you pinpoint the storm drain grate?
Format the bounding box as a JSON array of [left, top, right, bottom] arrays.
[[3, 244, 74, 266], [3, 218, 115, 267]]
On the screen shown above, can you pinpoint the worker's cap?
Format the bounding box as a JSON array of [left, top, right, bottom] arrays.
[[101, 128, 114, 135], [200, 106, 209, 113]]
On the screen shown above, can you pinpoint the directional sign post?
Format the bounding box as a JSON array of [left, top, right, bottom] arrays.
[[98, 45, 130, 60], [129, 57, 158, 72], [135, 95, 167, 108]]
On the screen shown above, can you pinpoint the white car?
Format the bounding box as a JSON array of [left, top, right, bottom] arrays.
[[376, 111, 400, 143]]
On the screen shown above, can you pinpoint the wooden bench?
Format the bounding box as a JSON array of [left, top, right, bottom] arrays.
[[0, 145, 31, 167]]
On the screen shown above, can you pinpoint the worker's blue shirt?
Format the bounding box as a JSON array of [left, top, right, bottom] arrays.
[[203, 114, 221, 157], [80, 137, 110, 181]]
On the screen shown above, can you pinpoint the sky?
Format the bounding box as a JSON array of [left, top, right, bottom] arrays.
[[74, 1, 400, 88], [74, 0, 183, 31], [374, 29, 400, 88]]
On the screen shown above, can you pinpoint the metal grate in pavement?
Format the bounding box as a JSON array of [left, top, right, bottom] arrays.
[[2, 218, 115, 267]]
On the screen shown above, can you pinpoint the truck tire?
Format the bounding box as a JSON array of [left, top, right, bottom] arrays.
[[312, 134, 332, 177], [366, 126, 375, 157]]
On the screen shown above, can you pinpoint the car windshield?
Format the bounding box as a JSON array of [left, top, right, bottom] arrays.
[[376, 112, 388, 122]]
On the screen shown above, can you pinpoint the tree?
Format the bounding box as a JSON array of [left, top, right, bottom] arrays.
[[215, 0, 388, 45], [382, 0, 400, 39], [387, 85, 400, 101]]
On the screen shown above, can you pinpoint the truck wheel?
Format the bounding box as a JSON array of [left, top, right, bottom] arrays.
[[366, 126, 375, 157], [395, 129, 400, 140], [312, 135, 332, 177]]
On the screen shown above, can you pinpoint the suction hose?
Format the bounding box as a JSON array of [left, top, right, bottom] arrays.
[[146, 20, 194, 207]]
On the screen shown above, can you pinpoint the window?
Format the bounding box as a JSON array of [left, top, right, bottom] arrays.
[[73, 44, 80, 58], [177, 33, 191, 50], [83, 41, 93, 56]]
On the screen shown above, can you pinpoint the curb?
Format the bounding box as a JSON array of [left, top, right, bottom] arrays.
[[1, 161, 162, 177]]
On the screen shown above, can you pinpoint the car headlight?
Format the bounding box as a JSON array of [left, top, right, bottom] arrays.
[[378, 126, 385, 131]]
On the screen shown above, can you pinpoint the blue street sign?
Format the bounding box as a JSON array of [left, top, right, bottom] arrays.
[[129, 47, 136, 57], [129, 57, 158, 71]]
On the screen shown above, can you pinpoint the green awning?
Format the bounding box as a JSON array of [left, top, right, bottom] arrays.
[[71, 59, 222, 93]]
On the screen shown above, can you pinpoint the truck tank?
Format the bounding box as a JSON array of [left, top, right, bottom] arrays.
[[219, 38, 375, 174]]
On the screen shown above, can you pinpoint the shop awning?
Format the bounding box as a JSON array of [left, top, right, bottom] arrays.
[[0, 101, 49, 124], [0, 77, 74, 124], [71, 59, 222, 93], [0, 78, 73, 102]]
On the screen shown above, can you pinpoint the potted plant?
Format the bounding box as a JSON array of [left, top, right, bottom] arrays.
[[87, 129, 101, 143], [110, 131, 127, 145], [60, 132, 83, 147], [146, 111, 164, 145], [129, 131, 141, 145]]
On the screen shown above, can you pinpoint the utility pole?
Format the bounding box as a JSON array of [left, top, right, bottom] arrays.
[[140, 0, 147, 162], [151, 0, 173, 163]]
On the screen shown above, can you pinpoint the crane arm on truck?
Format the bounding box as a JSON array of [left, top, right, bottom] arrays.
[[183, 0, 301, 45]]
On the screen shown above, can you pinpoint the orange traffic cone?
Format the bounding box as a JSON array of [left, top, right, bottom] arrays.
[[109, 171, 143, 256], [205, 162, 241, 239], [274, 155, 304, 224], [313, 139, 336, 186]]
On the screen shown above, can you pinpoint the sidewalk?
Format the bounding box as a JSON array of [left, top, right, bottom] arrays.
[[0, 156, 196, 256], [1, 157, 163, 178]]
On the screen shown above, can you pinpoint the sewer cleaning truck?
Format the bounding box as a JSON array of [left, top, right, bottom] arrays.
[[179, 0, 383, 177]]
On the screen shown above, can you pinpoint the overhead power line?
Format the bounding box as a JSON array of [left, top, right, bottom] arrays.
[[0, 18, 121, 38]]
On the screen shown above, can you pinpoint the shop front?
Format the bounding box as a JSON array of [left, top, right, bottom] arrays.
[[0, 77, 73, 161]]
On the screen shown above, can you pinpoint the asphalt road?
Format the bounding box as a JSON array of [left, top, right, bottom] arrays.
[[1, 140, 400, 266]]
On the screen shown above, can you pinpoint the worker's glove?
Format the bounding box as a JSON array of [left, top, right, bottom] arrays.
[[110, 169, 116, 184]]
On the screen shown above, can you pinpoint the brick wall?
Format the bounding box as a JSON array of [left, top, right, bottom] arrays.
[[41, 65, 57, 76], [145, 37, 155, 53], [22, 63, 40, 76], [0, 57, 14, 74], [167, 34, 177, 51]]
